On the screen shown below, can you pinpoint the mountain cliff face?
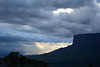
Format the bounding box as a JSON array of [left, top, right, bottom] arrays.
[[73, 33, 100, 46], [29, 33, 100, 67]]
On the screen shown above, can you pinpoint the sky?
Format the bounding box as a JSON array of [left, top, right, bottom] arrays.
[[0, 0, 100, 56]]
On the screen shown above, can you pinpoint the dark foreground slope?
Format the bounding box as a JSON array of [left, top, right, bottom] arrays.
[[0, 52, 48, 67], [29, 33, 100, 67]]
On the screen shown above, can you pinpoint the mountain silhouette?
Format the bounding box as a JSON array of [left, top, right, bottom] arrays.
[[29, 33, 100, 67]]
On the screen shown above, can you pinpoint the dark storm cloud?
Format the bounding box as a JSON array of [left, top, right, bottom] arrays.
[[49, 0, 93, 8], [1, 0, 100, 56], [0, 0, 93, 24], [0, 0, 99, 39], [0, 0, 92, 9]]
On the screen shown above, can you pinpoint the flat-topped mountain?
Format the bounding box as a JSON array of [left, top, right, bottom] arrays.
[[29, 33, 100, 67]]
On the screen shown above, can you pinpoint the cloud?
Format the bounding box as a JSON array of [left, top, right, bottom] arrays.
[[0, 0, 99, 39], [1, 0, 100, 55], [0, 29, 72, 42], [0, 42, 25, 56]]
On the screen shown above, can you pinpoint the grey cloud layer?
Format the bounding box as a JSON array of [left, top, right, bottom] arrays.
[[0, 29, 72, 42], [0, 0, 100, 56], [0, 0, 100, 41]]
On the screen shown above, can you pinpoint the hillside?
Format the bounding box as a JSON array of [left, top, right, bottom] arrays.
[[0, 52, 48, 67], [28, 33, 100, 67]]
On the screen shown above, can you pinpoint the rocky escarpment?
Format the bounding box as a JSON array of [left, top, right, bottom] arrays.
[[29, 33, 100, 67], [73, 33, 100, 46]]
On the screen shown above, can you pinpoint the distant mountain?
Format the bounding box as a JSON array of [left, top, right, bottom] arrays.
[[28, 33, 100, 67]]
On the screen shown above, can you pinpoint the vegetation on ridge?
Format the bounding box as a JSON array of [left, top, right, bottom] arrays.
[[0, 51, 48, 67]]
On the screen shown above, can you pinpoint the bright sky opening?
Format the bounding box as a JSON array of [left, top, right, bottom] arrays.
[[53, 8, 74, 14], [24, 42, 72, 55]]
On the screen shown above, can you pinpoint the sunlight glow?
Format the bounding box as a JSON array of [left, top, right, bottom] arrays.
[[35, 42, 44, 49], [35, 42, 72, 53], [53, 8, 74, 14], [23, 42, 72, 55]]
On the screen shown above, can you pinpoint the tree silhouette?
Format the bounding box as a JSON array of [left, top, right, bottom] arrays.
[[4, 51, 19, 67], [0, 58, 1, 65], [1, 51, 48, 67], [89, 64, 93, 67], [19, 55, 27, 67]]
